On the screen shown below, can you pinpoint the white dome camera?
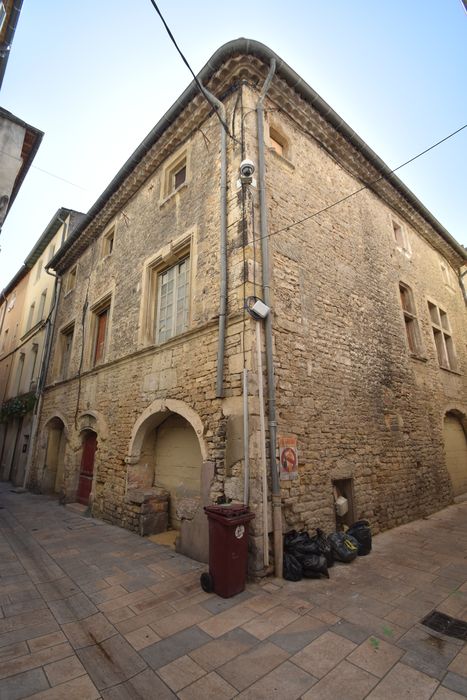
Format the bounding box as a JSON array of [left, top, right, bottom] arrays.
[[239, 159, 255, 181]]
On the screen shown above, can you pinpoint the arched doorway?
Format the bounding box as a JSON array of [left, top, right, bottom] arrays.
[[140, 413, 203, 529], [77, 430, 97, 505], [443, 412, 467, 497], [42, 417, 67, 494]]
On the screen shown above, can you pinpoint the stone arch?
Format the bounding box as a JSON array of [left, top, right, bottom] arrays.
[[125, 399, 212, 563], [41, 415, 68, 494], [128, 398, 207, 461], [442, 407, 467, 498], [76, 410, 109, 445]]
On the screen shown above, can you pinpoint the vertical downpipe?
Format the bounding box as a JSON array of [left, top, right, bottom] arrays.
[[256, 59, 283, 577]]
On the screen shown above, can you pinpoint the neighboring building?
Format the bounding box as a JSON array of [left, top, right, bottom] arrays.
[[0, 0, 23, 89], [0, 208, 84, 486], [28, 40, 466, 575], [0, 107, 43, 231]]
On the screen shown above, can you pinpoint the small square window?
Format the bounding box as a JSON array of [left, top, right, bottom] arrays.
[[163, 152, 188, 200], [269, 126, 287, 158], [64, 266, 77, 294], [392, 220, 410, 255], [102, 227, 115, 258]]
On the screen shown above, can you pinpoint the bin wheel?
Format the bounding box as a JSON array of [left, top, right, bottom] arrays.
[[200, 572, 213, 593]]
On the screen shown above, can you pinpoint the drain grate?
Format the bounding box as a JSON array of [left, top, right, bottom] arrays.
[[421, 610, 467, 641]]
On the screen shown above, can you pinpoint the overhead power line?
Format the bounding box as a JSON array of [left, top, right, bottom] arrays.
[[266, 122, 467, 241], [147, 0, 236, 141]]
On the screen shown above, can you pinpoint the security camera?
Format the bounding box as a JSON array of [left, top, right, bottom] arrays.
[[239, 159, 255, 181]]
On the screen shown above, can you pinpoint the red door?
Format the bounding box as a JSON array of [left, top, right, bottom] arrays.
[[77, 431, 97, 505]]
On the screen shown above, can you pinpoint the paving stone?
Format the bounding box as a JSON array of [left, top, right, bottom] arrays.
[[398, 625, 460, 679], [365, 662, 440, 699], [87, 585, 128, 604], [157, 653, 206, 691], [0, 620, 59, 649], [217, 641, 289, 691], [114, 602, 176, 635], [198, 603, 259, 639], [432, 687, 467, 699], [241, 604, 300, 640], [331, 620, 372, 644], [200, 590, 254, 614], [25, 673, 101, 699], [27, 631, 68, 653], [177, 670, 237, 700], [124, 625, 161, 650], [141, 625, 212, 670], [268, 613, 329, 653], [290, 630, 356, 679], [0, 667, 49, 700], [100, 668, 176, 699], [301, 659, 377, 700], [76, 634, 147, 690], [0, 608, 56, 635], [44, 654, 86, 686], [151, 603, 212, 638], [188, 627, 259, 672], [61, 612, 117, 649], [0, 641, 73, 680], [346, 635, 403, 677], [36, 578, 82, 602], [442, 672, 467, 697], [236, 659, 316, 699], [48, 592, 98, 624], [449, 651, 467, 678], [0, 641, 28, 661]]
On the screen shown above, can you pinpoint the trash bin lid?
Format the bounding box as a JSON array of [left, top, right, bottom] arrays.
[[204, 504, 250, 518]]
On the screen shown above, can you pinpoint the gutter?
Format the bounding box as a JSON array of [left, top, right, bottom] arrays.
[[49, 39, 466, 273]]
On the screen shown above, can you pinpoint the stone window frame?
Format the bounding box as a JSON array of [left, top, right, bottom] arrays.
[[391, 217, 411, 257], [427, 300, 458, 372], [398, 282, 424, 358], [56, 321, 75, 381], [88, 292, 113, 368], [139, 228, 196, 348], [63, 265, 77, 296], [267, 119, 293, 165], [440, 262, 457, 292], [160, 148, 190, 204], [101, 225, 115, 259]]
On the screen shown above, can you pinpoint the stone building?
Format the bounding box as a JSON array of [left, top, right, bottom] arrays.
[[0, 209, 84, 486], [28, 39, 466, 575]]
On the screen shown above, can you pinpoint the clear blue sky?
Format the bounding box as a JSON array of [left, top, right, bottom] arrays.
[[1, 0, 466, 286]]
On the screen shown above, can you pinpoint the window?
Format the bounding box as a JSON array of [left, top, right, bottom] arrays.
[[92, 302, 110, 366], [399, 283, 422, 355], [35, 259, 43, 283], [392, 220, 410, 255], [47, 244, 56, 263], [428, 302, 457, 371], [269, 126, 287, 158], [37, 290, 47, 322], [0, 3, 6, 33], [29, 344, 39, 390], [59, 324, 74, 379], [1, 328, 8, 353], [163, 152, 187, 199], [64, 266, 77, 294], [156, 257, 190, 343], [441, 263, 456, 291], [16, 353, 25, 394], [26, 303, 35, 331], [102, 227, 115, 257]]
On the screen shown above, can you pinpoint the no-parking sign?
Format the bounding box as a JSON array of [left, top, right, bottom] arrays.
[[279, 435, 298, 480]]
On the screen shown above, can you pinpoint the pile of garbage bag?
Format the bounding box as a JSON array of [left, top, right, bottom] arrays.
[[283, 521, 372, 582]]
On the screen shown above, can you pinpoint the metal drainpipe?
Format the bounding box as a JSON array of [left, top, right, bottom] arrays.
[[199, 85, 228, 399], [22, 272, 62, 489], [256, 59, 283, 577]]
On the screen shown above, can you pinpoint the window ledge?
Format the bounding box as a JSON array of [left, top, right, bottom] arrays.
[[269, 147, 295, 171], [159, 181, 187, 208], [439, 365, 462, 376], [409, 353, 428, 363]]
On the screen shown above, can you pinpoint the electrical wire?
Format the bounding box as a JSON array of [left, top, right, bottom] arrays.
[[147, 0, 237, 142], [265, 122, 467, 241], [0, 148, 88, 191]]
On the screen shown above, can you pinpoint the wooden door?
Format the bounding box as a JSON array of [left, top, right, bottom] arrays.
[[444, 415, 467, 497], [77, 431, 97, 505]]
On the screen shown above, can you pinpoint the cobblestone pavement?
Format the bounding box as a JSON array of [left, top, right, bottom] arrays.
[[1, 483, 467, 699]]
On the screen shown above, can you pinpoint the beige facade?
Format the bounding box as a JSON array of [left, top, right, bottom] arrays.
[[0, 209, 83, 486], [28, 41, 467, 574]]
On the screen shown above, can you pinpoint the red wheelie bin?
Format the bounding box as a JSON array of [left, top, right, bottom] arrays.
[[201, 504, 255, 598]]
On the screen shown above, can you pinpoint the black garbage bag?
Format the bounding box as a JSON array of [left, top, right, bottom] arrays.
[[302, 554, 329, 579], [309, 528, 334, 568], [347, 520, 372, 556], [283, 552, 303, 581], [284, 530, 320, 561], [328, 532, 359, 563]]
